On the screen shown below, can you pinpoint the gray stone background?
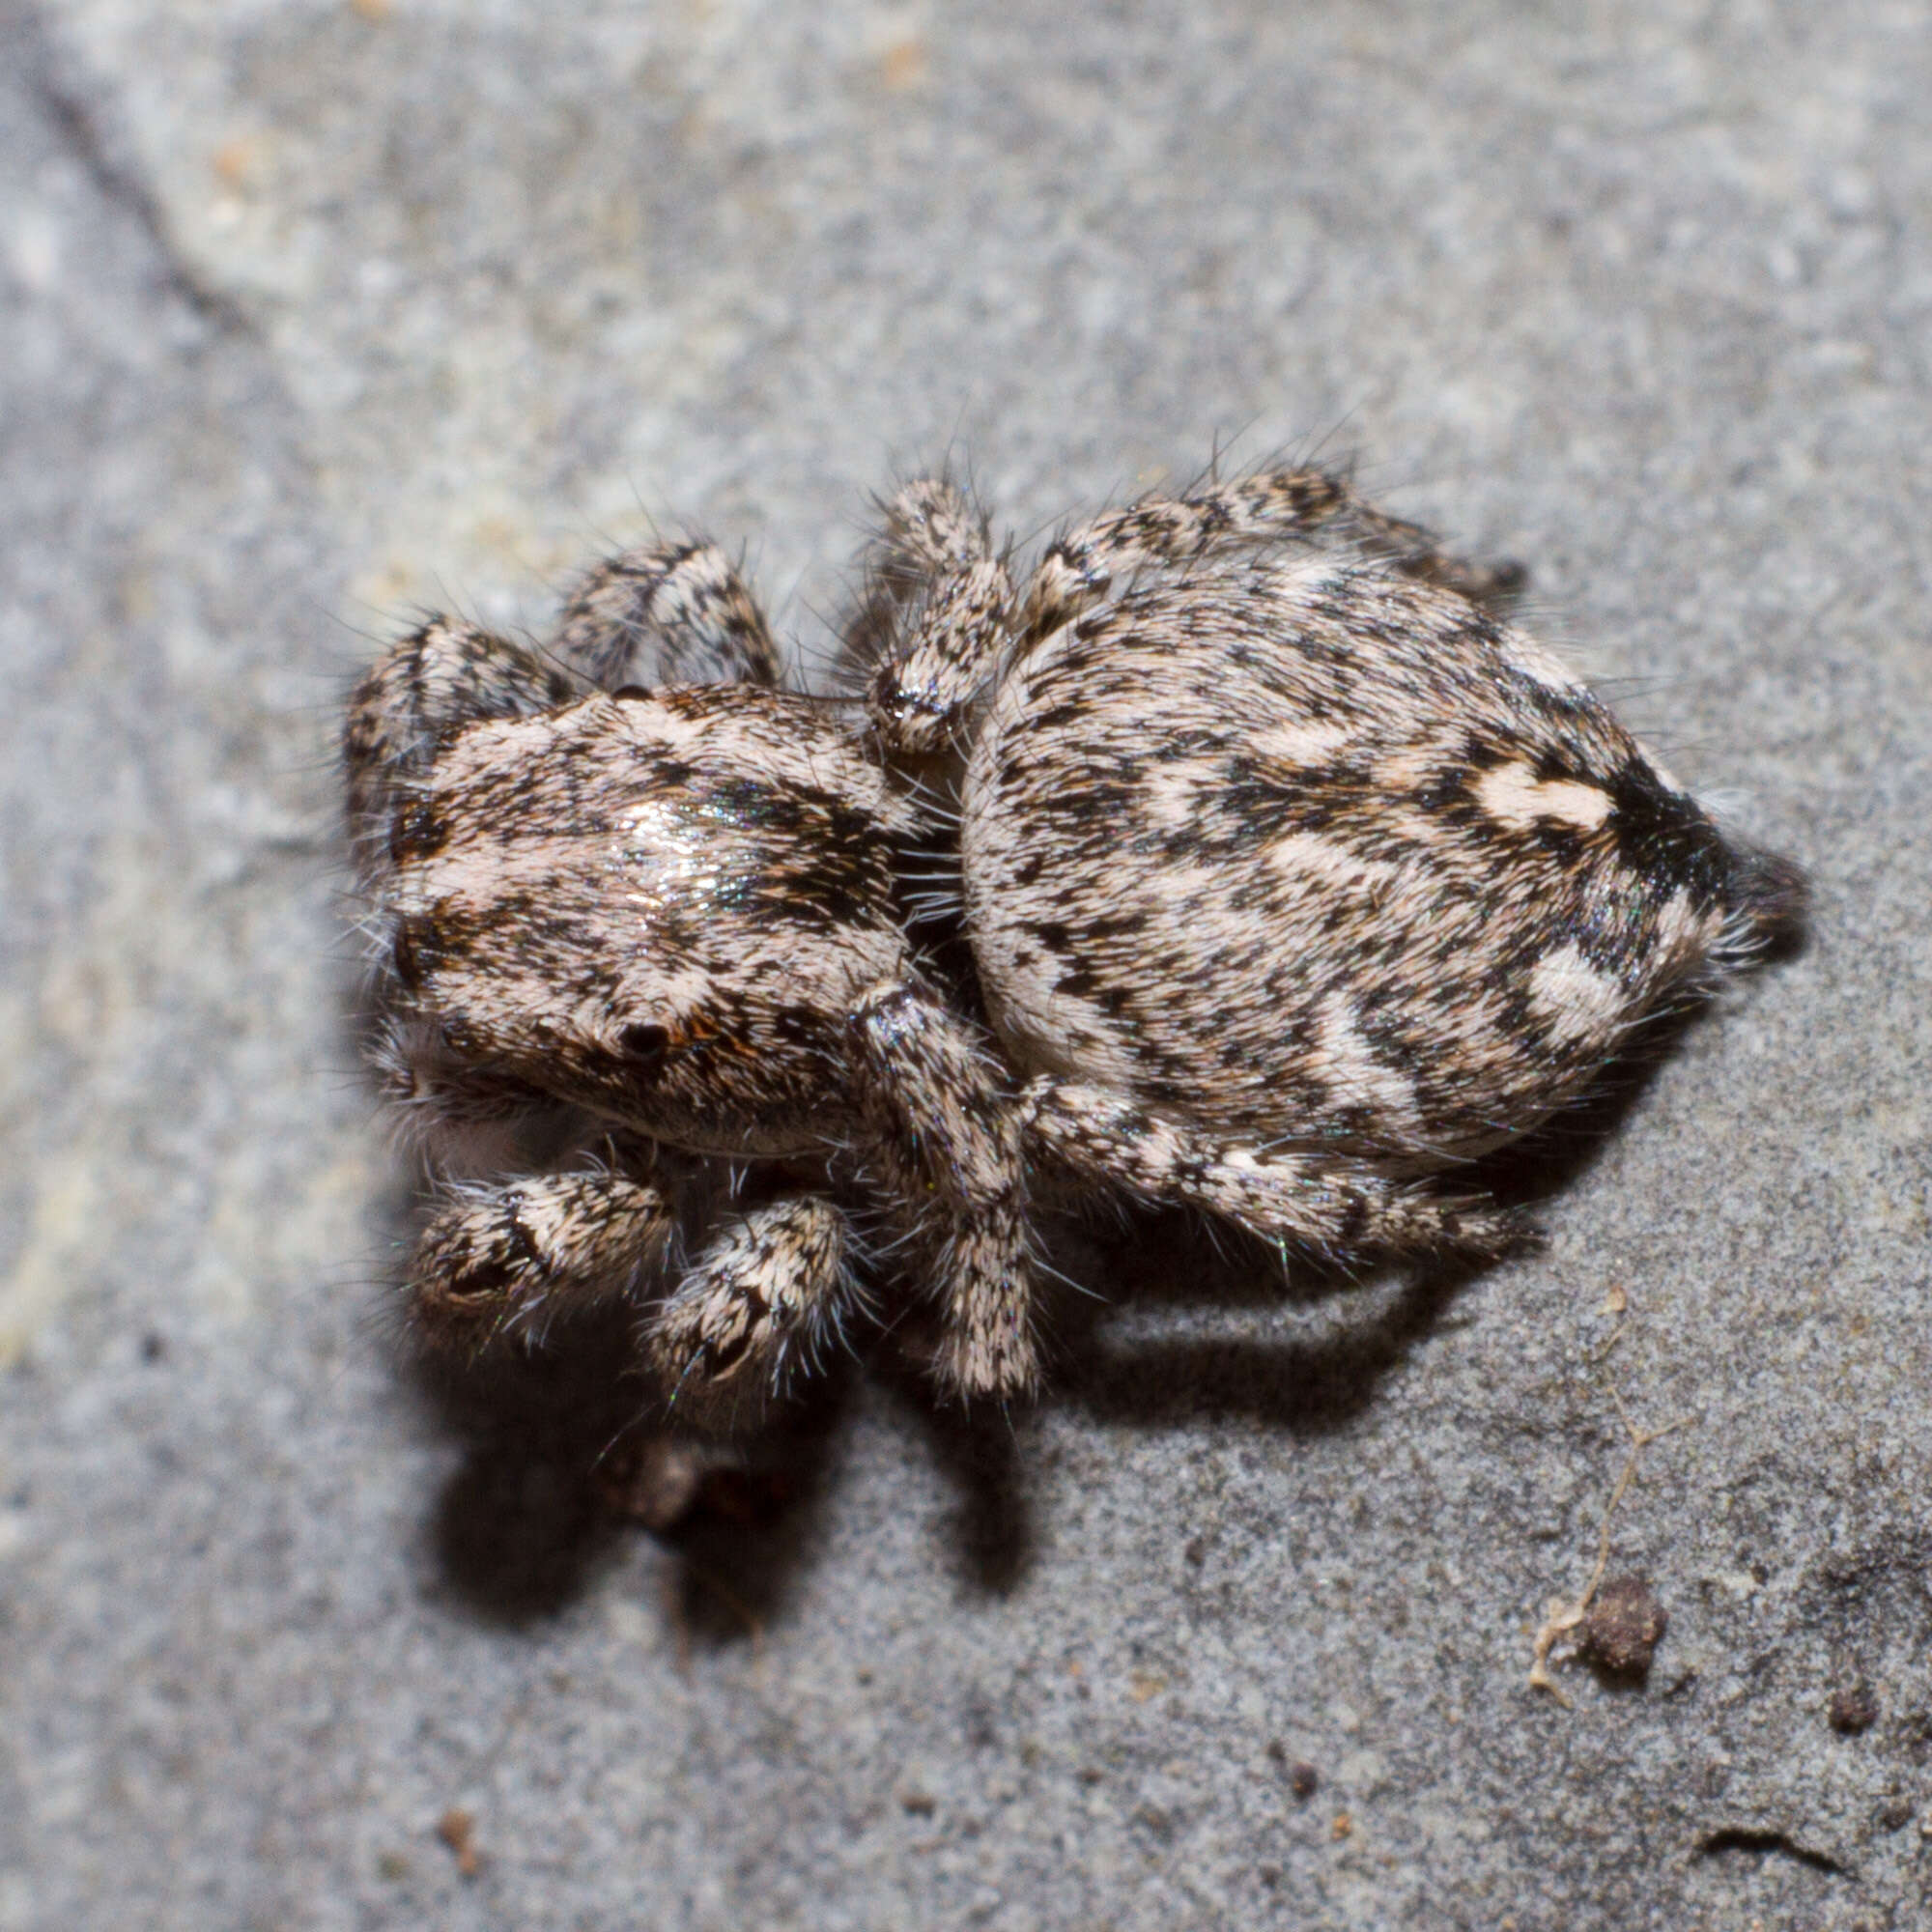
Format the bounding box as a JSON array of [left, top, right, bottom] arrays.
[[2, 0, 1927, 1925]]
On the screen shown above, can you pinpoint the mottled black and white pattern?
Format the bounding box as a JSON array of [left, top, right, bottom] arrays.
[[969, 559, 1756, 1164], [344, 465, 1803, 1430]]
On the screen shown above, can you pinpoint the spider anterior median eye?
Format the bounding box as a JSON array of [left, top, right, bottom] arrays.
[[620, 1023, 670, 1065]]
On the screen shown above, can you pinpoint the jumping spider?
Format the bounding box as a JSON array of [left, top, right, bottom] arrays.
[[345, 464, 1803, 1425]]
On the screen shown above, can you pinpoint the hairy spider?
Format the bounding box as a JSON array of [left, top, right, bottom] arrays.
[[344, 463, 1803, 1422]]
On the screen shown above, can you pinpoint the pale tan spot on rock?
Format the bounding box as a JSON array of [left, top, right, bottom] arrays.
[[0, 1154, 99, 1368], [877, 39, 927, 90]]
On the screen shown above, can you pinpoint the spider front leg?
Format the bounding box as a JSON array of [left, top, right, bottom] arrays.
[[408, 1170, 677, 1355], [856, 479, 1019, 756], [1022, 466, 1524, 641], [344, 617, 576, 880], [640, 1193, 854, 1429], [849, 982, 1040, 1402], [550, 540, 784, 691], [1022, 1080, 1527, 1264]]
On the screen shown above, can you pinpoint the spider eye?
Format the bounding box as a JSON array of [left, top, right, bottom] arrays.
[[619, 1022, 670, 1074]]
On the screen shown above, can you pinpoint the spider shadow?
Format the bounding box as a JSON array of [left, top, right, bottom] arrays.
[[336, 1003, 849, 1641], [1045, 1214, 1484, 1437], [412, 1317, 651, 1627], [412, 1312, 848, 1636], [641, 1378, 858, 1652], [870, 1342, 1038, 1599], [331, 986, 645, 1628], [402, 978, 1800, 1633]]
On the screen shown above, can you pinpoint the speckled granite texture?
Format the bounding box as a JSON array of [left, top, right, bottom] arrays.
[[3, 2, 1928, 1926]]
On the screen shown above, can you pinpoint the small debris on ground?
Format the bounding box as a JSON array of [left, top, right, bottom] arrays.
[[1529, 1384, 1690, 1704], [1575, 1576, 1668, 1674], [597, 1436, 802, 1537], [1829, 1683, 1879, 1735], [1268, 1739, 1321, 1801], [436, 1807, 481, 1878]]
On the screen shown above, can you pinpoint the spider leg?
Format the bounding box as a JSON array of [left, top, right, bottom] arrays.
[[346, 620, 611, 1175], [849, 980, 1039, 1402], [343, 617, 576, 880], [853, 478, 1019, 756], [640, 1193, 854, 1430], [549, 540, 784, 691], [1023, 465, 1524, 641], [1022, 1079, 1526, 1264], [407, 1170, 676, 1355], [344, 617, 611, 1169]]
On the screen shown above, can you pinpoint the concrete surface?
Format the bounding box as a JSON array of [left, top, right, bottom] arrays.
[[3, 1, 1929, 1926]]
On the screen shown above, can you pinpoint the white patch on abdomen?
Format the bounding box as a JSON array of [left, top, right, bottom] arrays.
[[1313, 992, 1419, 1125], [1268, 829, 1411, 894], [1248, 715, 1355, 768], [1529, 942, 1628, 1041], [1650, 888, 1719, 979], [1476, 761, 1613, 832]]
